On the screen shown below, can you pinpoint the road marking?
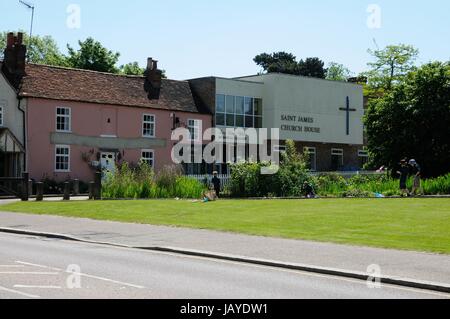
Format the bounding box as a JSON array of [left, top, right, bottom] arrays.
[[0, 272, 59, 275], [15, 261, 62, 271], [0, 285, 40, 298], [74, 272, 145, 289], [16, 260, 145, 289], [14, 285, 62, 289], [0, 265, 25, 268]]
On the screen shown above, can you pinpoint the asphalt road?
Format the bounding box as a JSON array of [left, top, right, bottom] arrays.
[[0, 232, 448, 299]]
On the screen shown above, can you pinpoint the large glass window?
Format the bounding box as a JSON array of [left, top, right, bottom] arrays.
[[216, 94, 262, 129]]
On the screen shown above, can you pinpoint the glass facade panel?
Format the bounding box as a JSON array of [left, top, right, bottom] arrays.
[[216, 95, 262, 129], [226, 95, 235, 114], [244, 97, 253, 116], [216, 113, 225, 126], [235, 115, 244, 127], [254, 99, 263, 116], [245, 116, 254, 128], [226, 114, 235, 127], [216, 94, 225, 113], [235, 97, 244, 115]]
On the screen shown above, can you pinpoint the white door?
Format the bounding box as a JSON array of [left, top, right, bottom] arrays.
[[100, 152, 116, 175]]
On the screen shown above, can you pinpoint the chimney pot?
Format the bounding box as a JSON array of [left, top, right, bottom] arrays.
[[147, 58, 153, 69], [17, 32, 24, 45], [6, 32, 14, 48]]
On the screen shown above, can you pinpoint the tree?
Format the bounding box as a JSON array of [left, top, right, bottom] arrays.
[[298, 57, 327, 79], [253, 52, 327, 78], [120, 62, 145, 75], [66, 38, 120, 73], [365, 44, 419, 93], [365, 61, 450, 177], [120, 62, 167, 78], [326, 62, 353, 81], [0, 32, 67, 66]]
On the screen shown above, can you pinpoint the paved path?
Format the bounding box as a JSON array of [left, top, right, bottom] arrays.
[[1, 232, 447, 299], [0, 210, 449, 287]]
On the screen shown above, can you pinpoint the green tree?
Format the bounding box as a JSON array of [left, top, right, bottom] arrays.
[[365, 61, 450, 177], [365, 44, 419, 93], [254, 52, 327, 78], [326, 62, 353, 81], [66, 37, 120, 73], [120, 62, 145, 75], [120, 61, 167, 78], [0, 32, 67, 66], [297, 57, 327, 79]]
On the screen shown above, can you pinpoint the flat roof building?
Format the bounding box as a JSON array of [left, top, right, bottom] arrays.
[[188, 73, 367, 173]]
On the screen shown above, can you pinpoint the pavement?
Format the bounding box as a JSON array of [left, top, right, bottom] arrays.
[[0, 204, 449, 292], [0, 232, 448, 299]]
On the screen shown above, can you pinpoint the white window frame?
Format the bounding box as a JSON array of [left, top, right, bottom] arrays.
[[273, 145, 286, 153], [56, 107, 71, 133], [142, 114, 156, 138], [358, 150, 369, 158], [304, 147, 317, 171], [331, 148, 344, 166], [55, 145, 70, 172], [141, 149, 155, 168], [188, 119, 202, 142]]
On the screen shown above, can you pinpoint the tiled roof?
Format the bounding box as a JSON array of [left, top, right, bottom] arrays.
[[18, 63, 207, 114]]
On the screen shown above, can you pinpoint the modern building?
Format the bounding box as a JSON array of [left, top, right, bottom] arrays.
[[189, 73, 367, 173]]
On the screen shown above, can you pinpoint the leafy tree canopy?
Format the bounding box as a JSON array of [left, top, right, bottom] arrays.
[[326, 62, 353, 81], [364, 44, 419, 94], [365, 61, 450, 177], [0, 31, 67, 66], [254, 52, 327, 79], [66, 37, 121, 73]]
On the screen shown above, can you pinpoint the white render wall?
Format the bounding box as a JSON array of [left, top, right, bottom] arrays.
[[0, 72, 24, 145], [236, 73, 364, 145]]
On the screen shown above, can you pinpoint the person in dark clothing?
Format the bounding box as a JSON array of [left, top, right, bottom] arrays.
[[212, 171, 221, 198], [409, 159, 423, 196], [397, 159, 410, 196], [303, 181, 316, 198]]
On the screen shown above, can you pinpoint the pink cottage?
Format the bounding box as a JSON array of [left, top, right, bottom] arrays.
[[1, 33, 212, 183]]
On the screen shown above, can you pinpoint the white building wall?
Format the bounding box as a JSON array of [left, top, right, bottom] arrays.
[[240, 73, 364, 145], [0, 71, 25, 145]]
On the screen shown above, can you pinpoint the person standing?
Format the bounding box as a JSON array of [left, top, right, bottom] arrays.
[[409, 159, 423, 196], [397, 159, 410, 196], [212, 171, 221, 198]]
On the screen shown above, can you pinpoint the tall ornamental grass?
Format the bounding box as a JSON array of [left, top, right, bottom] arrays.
[[102, 163, 205, 199]]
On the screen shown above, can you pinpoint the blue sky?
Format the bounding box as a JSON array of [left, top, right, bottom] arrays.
[[1, 0, 449, 80]]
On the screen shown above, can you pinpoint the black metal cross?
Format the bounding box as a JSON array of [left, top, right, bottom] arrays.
[[339, 96, 357, 135]]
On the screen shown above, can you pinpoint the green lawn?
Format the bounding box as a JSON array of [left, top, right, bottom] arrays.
[[2, 198, 450, 254]]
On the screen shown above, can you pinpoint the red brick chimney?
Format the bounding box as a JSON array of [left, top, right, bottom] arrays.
[[144, 57, 163, 100], [2, 32, 27, 88]]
